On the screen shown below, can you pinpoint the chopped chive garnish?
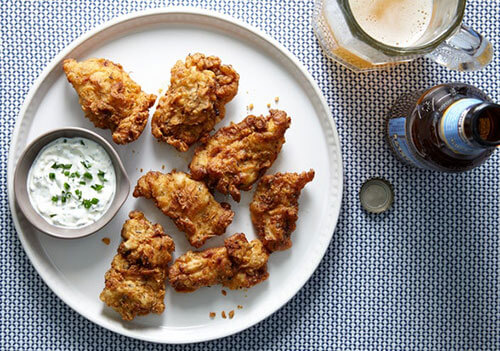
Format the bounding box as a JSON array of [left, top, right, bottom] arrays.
[[91, 184, 103, 191], [82, 198, 99, 209], [83, 172, 93, 180], [97, 170, 107, 182], [50, 214, 57, 218], [49, 173, 55, 180], [51, 196, 58, 202], [51, 163, 72, 170], [75, 189, 82, 199], [70, 171, 80, 178], [64, 171, 70, 177], [64, 182, 70, 190], [80, 140, 85, 146], [81, 161, 91, 169], [61, 196, 66, 203], [63, 139, 67, 143], [79, 181, 86, 185]]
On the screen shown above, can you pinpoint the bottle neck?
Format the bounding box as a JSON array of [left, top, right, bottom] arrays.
[[439, 98, 500, 155]]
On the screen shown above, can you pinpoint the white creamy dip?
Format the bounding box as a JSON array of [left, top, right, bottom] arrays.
[[28, 137, 116, 228]]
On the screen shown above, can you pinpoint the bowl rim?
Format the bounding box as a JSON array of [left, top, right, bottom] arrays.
[[13, 127, 130, 239]]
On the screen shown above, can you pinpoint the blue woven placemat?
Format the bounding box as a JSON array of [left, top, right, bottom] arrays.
[[1, 1, 498, 349]]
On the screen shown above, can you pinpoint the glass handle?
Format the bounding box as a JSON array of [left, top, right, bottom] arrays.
[[425, 25, 493, 71]]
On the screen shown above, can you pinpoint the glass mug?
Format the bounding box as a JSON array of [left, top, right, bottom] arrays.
[[312, 0, 493, 72]]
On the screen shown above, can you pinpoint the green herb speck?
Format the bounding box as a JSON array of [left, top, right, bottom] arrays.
[[51, 196, 58, 202], [83, 172, 93, 180], [91, 184, 103, 191], [64, 182, 70, 190], [81, 161, 91, 169], [97, 170, 107, 182], [49, 173, 55, 180], [79, 181, 86, 185]]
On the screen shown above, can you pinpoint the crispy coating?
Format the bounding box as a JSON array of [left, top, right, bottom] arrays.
[[151, 53, 239, 151], [168, 247, 234, 292], [190, 109, 291, 202], [169, 233, 269, 292], [133, 170, 234, 248], [99, 211, 175, 321], [63, 58, 156, 144], [250, 170, 315, 252], [222, 233, 270, 290]]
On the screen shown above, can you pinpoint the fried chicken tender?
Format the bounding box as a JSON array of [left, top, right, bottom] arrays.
[[151, 53, 239, 151], [222, 233, 270, 290], [168, 247, 234, 292], [99, 211, 175, 321], [190, 109, 291, 202], [250, 170, 315, 252], [63, 58, 156, 144], [169, 233, 269, 292], [133, 170, 234, 248]]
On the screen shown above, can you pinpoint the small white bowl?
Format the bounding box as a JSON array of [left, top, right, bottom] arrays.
[[14, 128, 130, 239]]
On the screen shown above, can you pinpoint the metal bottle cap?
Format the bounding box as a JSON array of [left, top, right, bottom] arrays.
[[359, 178, 394, 214]]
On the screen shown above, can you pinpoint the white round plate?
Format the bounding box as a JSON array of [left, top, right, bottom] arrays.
[[7, 8, 343, 344]]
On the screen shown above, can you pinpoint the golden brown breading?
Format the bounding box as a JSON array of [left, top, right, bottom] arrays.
[[133, 170, 234, 248], [168, 247, 234, 293], [118, 211, 175, 267], [99, 211, 175, 321], [151, 53, 239, 151], [250, 170, 315, 252], [189, 109, 291, 202], [222, 233, 270, 290], [169, 233, 269, 292], [63, 58, 156, 144]]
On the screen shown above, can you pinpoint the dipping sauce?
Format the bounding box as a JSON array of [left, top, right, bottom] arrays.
[[28, 137, 116, 228]]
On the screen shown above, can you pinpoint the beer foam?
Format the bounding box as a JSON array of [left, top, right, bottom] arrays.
[[349, 0, 433, 47]]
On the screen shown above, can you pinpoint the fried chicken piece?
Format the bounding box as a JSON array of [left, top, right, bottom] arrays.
[[99, 211, 175, 321], [133, 170, 234, 248], [223, 233, 270, 290], [151, 53, 239, 151], [169, 233, 269, 292], [63, 58, 156, 144], [190, 109, 291, 202], [250, 170, 315, 252], [168, 247, 234, 292]]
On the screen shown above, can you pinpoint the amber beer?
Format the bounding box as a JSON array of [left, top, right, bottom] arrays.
[[385, 83, 500, 172]]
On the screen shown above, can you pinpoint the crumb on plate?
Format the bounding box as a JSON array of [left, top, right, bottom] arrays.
[[275, 97, 279, 103], [102, 237, 110, 245], [229, 310, 234, 319], [237, 305, 243, 309], [221, 311, 227, 319], [209, 312, 216, 318], [221, 290, 227, 296]]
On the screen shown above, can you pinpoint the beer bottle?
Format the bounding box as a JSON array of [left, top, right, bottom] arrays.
[[386, 83, 499, 172]]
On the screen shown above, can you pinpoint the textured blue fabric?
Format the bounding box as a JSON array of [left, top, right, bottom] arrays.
[[1, 1, 498, 349]]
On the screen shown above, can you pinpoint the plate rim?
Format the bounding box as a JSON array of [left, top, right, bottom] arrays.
[[7, 7, 344, 344]]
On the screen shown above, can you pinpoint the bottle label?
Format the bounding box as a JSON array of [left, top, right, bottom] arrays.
[[388, 117, 426, 169], [439, 98, 482, 155]]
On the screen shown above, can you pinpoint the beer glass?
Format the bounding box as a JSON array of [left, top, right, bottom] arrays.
[[312, 0, 493, 72]]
